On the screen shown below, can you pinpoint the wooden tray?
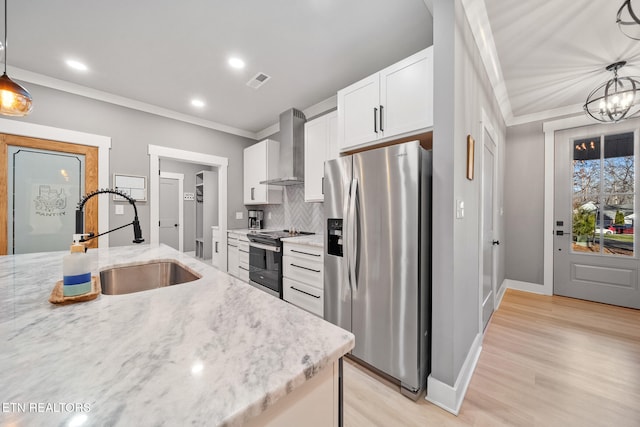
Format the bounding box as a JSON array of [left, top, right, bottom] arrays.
[[49, 276, 101, 305]]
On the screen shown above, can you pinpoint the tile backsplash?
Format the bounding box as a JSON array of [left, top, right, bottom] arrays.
[[259, 186, 323, 234]]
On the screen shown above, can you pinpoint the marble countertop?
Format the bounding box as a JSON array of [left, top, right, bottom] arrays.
[[281, 234, 324, 248], [0, 244, 353, 426]]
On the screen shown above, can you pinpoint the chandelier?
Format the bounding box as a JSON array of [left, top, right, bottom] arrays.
[[583, 61, 640, 123], [617, 0, 640, 40]]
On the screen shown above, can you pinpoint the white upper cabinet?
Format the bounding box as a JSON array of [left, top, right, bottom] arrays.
[[243, 139, 283, 205], [304, 111, 338, 202], [337, 46, 433, 153]]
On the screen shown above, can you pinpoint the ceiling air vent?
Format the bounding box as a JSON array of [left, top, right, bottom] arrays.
[[246, 72, 271, 89]]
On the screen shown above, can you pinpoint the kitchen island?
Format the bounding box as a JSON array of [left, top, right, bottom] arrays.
[[0, 244, 354, 426]]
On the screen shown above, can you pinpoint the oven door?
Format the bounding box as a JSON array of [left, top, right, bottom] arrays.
[[249, 242, 282, 297]]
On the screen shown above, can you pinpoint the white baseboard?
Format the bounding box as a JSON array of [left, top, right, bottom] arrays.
[[505, 279, 550, 295], [495, 280, 507, 309], [425, 333, 482, 415]]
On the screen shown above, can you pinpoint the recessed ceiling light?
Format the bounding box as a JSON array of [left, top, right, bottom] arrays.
[[228, 57, 245, 69], [65, 59, 88, 72], [191, 99, 205, 108]]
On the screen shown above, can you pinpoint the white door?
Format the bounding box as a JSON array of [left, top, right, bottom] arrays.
[[159, 172, 183, 251], [554, 124, 640, 309], [481, 130, 497, 329]]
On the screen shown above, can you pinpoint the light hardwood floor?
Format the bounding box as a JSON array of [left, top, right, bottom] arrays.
[[344, 289, 640, 427]]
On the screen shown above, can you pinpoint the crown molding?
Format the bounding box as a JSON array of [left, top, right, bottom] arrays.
[[507, 103, 584, 127], [460, 0, 513, 125], [9, 66, 258, 140]]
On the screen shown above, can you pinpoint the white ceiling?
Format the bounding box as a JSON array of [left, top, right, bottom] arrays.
[[4, 0, 433, 136], [484, 0, 640, 123]]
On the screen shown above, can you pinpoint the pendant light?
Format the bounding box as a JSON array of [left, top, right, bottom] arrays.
[[584, 61, 640, 123], [617, 0, 640, 40], [0, 0, 31, 116]]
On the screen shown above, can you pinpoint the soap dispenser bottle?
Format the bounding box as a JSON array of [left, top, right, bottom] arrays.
[[62, 234, 92, 296]]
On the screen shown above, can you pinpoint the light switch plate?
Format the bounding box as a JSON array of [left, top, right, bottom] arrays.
[[456, 199, 464, 219], [236, 211, 243, 220], [115, 205, 124, 215], [183, 192, 195, 201]]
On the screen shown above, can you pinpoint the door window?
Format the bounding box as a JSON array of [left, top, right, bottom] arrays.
[[572, 132, 634, 256]]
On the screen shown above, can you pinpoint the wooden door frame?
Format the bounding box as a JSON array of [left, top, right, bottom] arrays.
[[1, 135, 99, 253], [0, 119, 111, 255]]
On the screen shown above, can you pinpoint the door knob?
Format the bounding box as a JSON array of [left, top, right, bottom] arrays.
[[174, 224, 178, 227], [492, 240, 500, 246]]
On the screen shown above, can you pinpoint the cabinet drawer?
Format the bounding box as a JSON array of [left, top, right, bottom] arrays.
[[238, 242, 250, 264], [283, 255, 323, 289], [283, 278, 323, 318], [283, 244, 323, 262], [237, 263, 250, 283]]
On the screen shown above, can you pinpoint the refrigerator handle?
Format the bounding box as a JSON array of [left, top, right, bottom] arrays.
[[349, 178, 358, 291], [343, 178, 352, 292]]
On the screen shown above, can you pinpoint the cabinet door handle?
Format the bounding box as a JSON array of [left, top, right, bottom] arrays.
[[322, 177, 324, 195], [215, 242, 218, 253], [239, 249, 249, 254], [379, 105, 384, 132], [291, 263, 321, 273], [291, 286, 321, 299], [373, 107, 378, 133], [291, 249, 321, 257], [251, 187, 255, 201], [239, 265, 249, 272]]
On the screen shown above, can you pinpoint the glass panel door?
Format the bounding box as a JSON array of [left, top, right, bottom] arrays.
[[7, 147, 85, 254]]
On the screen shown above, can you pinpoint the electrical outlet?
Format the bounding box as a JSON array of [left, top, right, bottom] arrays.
[[183, 192, 195, 201], [115, 205, 124, 215], [268, 212, 272, 220], [236, 211, 243, 220]]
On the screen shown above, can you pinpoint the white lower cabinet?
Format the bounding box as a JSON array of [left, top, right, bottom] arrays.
[[228, 231, 250, 283], [282, 242, 324, 317]]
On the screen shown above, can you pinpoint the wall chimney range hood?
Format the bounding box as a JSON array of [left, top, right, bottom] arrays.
[[260, 108, 306, 186]]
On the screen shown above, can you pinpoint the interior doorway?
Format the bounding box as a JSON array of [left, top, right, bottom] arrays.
[[1, 133, 99, 254], [159, 171, 184, 252], [148, 145, 229, 271]]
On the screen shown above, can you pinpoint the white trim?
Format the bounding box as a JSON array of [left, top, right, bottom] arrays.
[[159, 172, 184, 252], [11, 66, 257, 140], [495, 279, 507, 309], [542, 115, 596, 296], [460, 0, 513, 125], [507, 104, 583, 127], [255, 123, 280, 141], [504, 279, 547, 295], [148, 144, 228, 271], [425, 333, 482, 415], [0, 118, 111, 247]]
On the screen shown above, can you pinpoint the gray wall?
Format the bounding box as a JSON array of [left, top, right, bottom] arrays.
[[504, 122, 545, 284], [160, 159, 216, 252], [6, 83, 255, 246], [431, 0, 507, 387]]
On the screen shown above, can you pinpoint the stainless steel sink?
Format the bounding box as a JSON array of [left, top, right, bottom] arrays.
[[100, 260, 201, 295]]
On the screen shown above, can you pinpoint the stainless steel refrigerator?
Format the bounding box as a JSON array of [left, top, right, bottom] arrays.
[[324, 140, 431, 399]]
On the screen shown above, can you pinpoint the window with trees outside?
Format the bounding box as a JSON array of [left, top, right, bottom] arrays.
[[572, 132, 634, 256]]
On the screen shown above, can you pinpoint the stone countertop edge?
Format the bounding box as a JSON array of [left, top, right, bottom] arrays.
[[0, 244, 353, 427], [281, 234, 324, 248]]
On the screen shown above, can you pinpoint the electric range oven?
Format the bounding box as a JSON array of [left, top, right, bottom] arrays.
[[248, 230, 314, 298]]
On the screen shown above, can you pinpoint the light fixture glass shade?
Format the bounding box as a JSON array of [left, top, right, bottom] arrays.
[[584, 61, 640, 123], [617, 0, 640, 40], [0, 72, 32, 116]]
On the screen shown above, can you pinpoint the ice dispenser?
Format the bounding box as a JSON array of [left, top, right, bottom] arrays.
[[327, 219, 343, 257]]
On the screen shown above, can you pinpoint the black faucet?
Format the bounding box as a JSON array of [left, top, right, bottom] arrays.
[[76, 188, 144, 244]]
